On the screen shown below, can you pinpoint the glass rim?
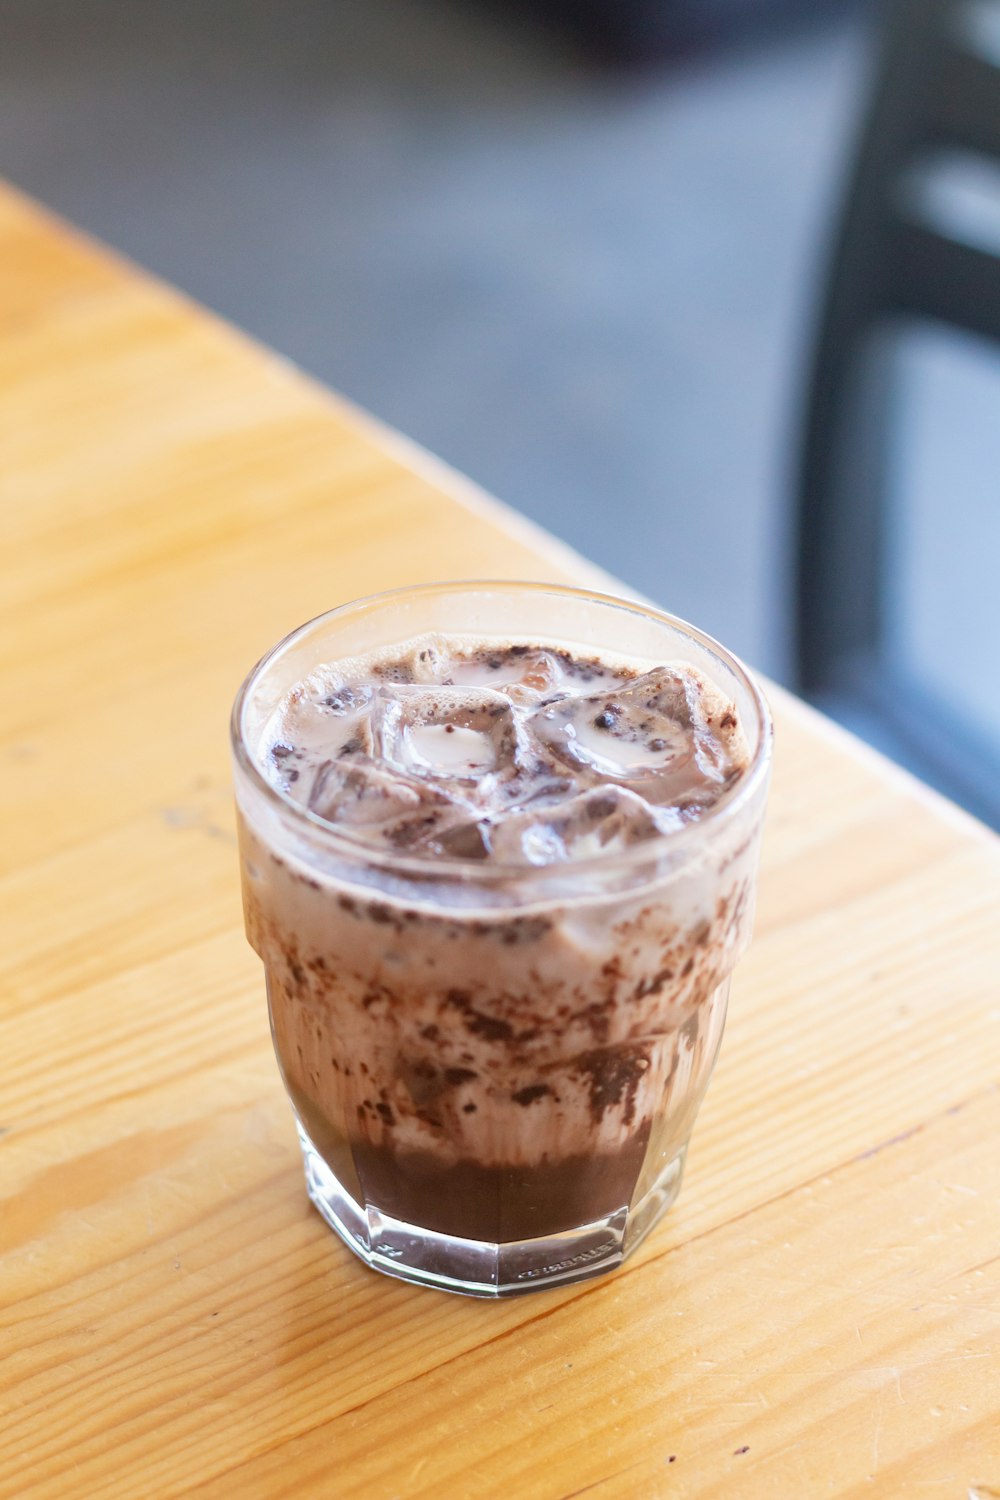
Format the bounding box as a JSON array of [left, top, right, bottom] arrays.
[[230, 579, 773, 883]]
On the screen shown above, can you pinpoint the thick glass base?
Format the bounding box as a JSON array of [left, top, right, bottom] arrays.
[[297, 1120, 686, 1297]]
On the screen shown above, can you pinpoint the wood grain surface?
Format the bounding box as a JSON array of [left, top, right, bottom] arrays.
[[2, 180, 999, 1499]]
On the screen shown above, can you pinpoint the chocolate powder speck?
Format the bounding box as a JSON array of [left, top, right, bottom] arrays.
[[512, 1084, 551, 1107], [362, 984, 392, 1012], [467, 1010, 515, 1043], [522, 917, 553, 943], [324, 688, 359, 712], [445, 1067, 478, 1087], [633, 967, 674, 1002], [444, 983, 515, 1041]]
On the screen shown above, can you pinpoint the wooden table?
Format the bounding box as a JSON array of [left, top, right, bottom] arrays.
[[2, 179, 999, 1499]]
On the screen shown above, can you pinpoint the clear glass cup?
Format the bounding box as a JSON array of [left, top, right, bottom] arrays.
[[231, 582, 772, 1296]]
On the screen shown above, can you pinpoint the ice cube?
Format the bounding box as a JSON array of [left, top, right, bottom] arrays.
[[317, 682, 375, 716], [368, 637, 452, 685], [490, 786, 676, 865], [445, 645, 563, 698], [496, 648, 567, 704], [282, 674, 375, 753], [308, 759, 426, 826], [527, 666, 735, 800], [261, 675, 376, 803], [413, 816, 494, 860], [373, 685, 528, 785], [305, 756, 483, 852]]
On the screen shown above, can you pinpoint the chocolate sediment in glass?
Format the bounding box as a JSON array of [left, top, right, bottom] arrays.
[[238, 636, 755, 1245]]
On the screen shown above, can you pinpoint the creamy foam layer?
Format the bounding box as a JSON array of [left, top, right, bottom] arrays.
[[256, 636, 750, 865]]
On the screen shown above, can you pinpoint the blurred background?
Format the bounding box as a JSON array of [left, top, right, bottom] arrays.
[[2, 0, 998, 823]]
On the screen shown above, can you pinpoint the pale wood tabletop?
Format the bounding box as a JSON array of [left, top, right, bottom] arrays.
[[2, 180, 999, 1499]]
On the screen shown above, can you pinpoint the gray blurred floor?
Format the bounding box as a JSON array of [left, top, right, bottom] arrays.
[[0, 0, 870, 677]]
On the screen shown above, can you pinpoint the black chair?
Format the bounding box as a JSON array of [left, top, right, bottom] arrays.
[[795, 0, 1000, 825], [511, 0, 853, 62]]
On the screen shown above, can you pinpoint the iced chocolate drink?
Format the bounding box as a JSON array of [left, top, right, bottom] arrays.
[[232, 583, 771, 1295]]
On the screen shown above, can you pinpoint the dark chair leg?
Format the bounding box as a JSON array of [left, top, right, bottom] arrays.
[[796, 313, 902, 694], [793, 0, 945, 692]]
